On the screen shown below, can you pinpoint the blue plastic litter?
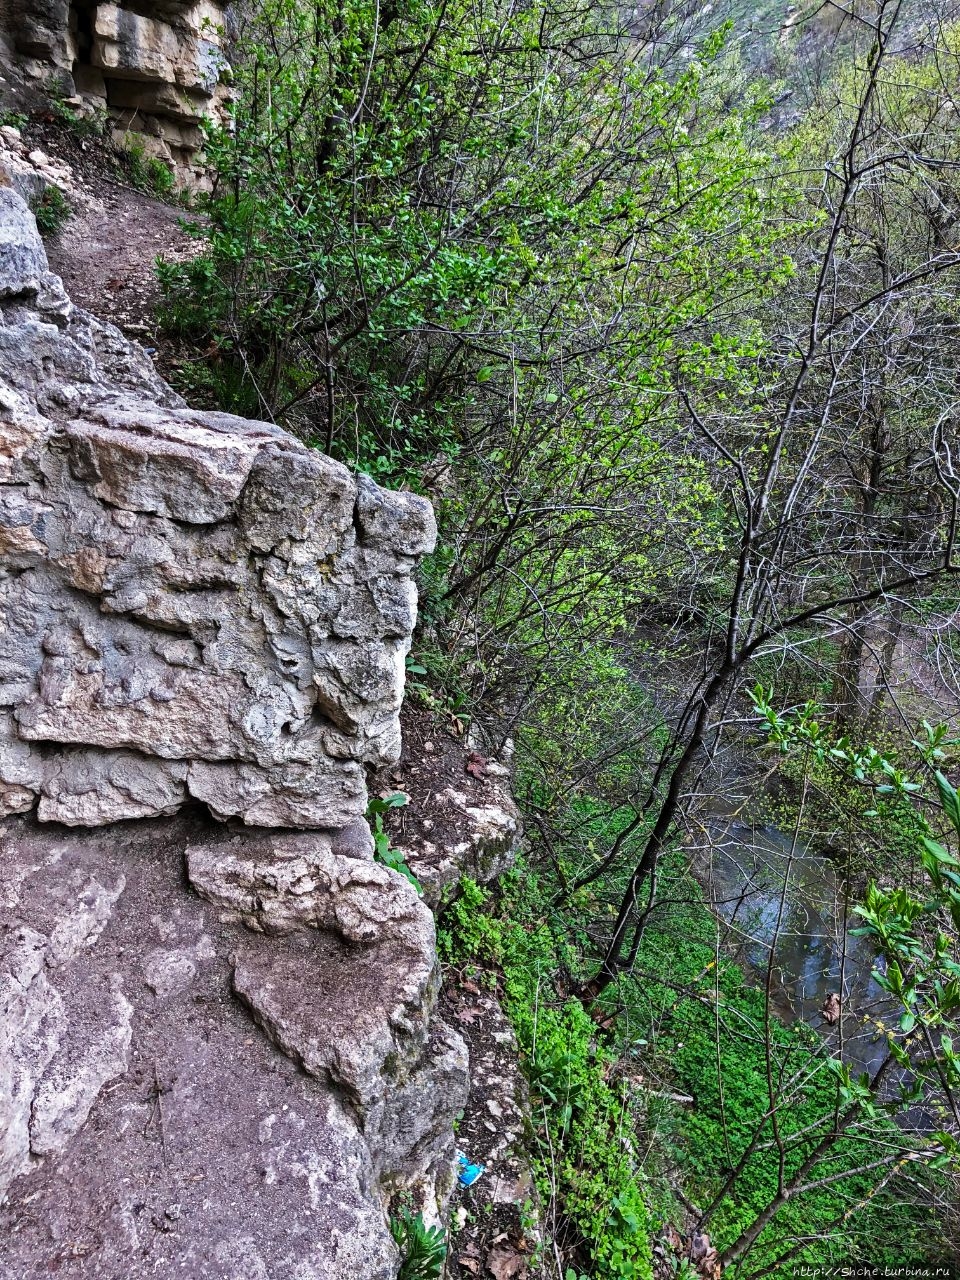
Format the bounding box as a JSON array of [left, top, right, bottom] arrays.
[[456, 1150, 485, 1187]]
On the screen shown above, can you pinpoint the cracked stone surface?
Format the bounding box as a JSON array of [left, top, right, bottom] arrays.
[[1, 2, 233, 185], [0, 816, 468, 1279], [0, 188, 436, 830]]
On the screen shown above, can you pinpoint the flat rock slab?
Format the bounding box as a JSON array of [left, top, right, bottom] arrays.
[[0, 815, 403, 1280]]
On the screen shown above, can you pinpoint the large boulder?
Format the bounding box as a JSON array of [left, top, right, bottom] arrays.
[[0, 198, 435, 830]]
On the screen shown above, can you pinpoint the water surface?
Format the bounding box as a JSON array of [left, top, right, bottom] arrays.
[[696, 814, 893, 1077]]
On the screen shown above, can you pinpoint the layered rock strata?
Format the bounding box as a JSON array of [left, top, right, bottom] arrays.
[[0, 1, 231, 184], [0, 187, 468, 1278], [0, 185, 434, 830]]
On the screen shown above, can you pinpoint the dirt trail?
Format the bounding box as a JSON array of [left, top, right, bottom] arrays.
[[47, 179, 198, 343], [18, 120, 202, 345]]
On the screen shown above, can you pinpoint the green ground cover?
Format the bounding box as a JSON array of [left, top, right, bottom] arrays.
[[441, 845, 949, 1277]]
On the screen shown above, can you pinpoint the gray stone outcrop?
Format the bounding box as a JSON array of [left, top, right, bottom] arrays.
[[0, 817, 467, 1279], [0, 187, 435, 830], [0, 187, 468, 1278], [0, 1, 232, 184]]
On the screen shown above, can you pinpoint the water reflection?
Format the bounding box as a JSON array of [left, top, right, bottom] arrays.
[[697, 816, 893, 1077]]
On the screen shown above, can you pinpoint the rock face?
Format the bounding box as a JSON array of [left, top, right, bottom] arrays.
[[0, 1, 231, 184], [0, 187, 435, 830], [0, 817, 468, 1279], [402, 783, 521, 906], [0, 188, 468, 1277]]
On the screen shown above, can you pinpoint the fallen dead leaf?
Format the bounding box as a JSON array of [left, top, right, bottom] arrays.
[[487, 1243, 527, 1280], [465, 751, 488, 779]]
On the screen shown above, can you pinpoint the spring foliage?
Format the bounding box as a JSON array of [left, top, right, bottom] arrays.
[[156, 0, 960, 1270]]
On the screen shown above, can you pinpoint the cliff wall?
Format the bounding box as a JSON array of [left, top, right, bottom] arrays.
[[0, 1, 231, 183], [0, 187, 468, 1279]]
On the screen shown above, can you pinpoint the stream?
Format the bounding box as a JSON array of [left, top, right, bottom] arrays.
[[695, 810, 893, 1077], [626, 646, 898, 1079]]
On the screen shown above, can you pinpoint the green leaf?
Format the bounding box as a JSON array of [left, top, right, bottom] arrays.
[[935, 771, 960, 837]]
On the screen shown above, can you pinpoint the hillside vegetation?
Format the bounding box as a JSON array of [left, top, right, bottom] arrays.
[[159, 0, 960, 1273]]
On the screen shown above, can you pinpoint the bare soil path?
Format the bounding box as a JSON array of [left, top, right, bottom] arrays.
[[24, 118, 202, 347], [47, 179, 195, 343]]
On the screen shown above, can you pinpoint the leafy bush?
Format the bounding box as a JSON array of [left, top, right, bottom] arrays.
[[31, 184, 70, 237], [118, 134, 175, 198], [630, 858, 947, 1275], [49, 95, 108, 138], [443, 809, 954, 1277], [156, 0, 802, 725]]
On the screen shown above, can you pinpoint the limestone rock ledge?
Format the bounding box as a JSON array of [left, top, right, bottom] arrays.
[[0, 816, 468, 1279], [0, 187, 468, 1278], [0, 1, 233, 185], [0, 184, 435, 832]]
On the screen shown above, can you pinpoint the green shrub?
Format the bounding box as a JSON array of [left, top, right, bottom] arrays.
[[118, 134, 175, 198], [49, 95, 108, 138], [620, 848, 951, 1275], [31, 184, 71, 237], [443, 833, 953, 1278], [390, 1210, 446, 1280]]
